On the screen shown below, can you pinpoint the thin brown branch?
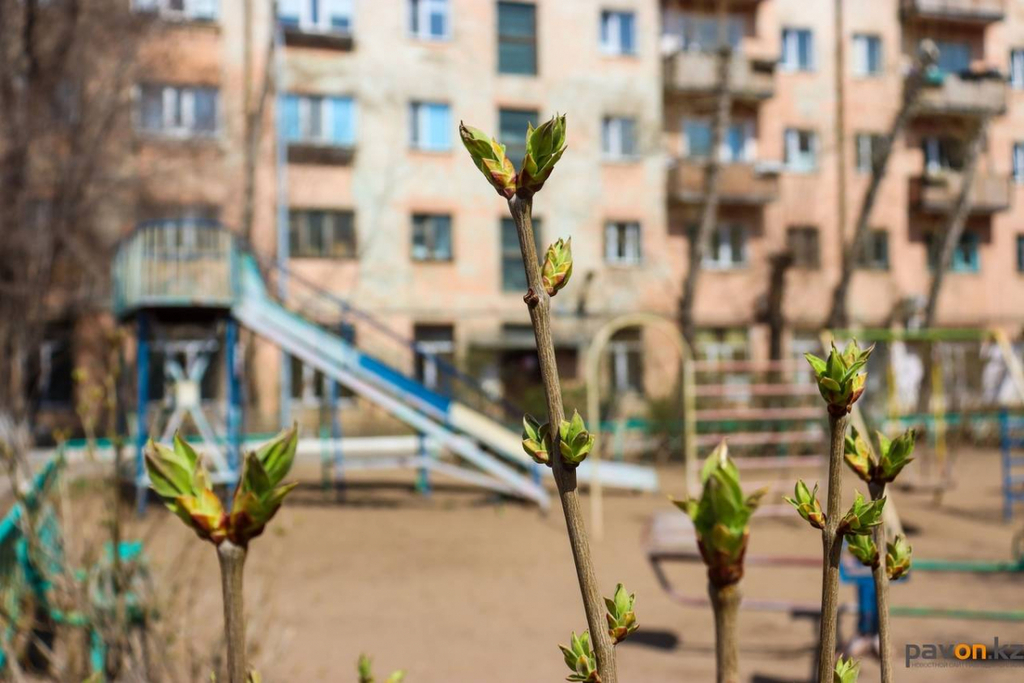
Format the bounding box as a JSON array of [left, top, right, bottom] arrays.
[[217, 540, 248, 683], [869, 481, 892, 683], [507, 195, 617, 683], [817, 412, 849, 682], [709, 582, 741, 683]]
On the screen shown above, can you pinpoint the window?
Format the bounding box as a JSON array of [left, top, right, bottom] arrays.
[[855, 229, 889, 270], [694, 224, 747, 268], [497, 2, 537, 75], [501, 217, 542, 290], [289, 210, 356, 258], [499, 108, 538, 165], [605, 221, 642, 265], [683, 119, 753, 162], [923, 137, 964, 174], [133, 0, 218, 20], [852, 34, 882, 77], [695, 328, 749, 363], [414, 324, 455, 392], [278, 0, 353, 33], [855, 133, 886, 174], [290, 346, 355, 405], [138, 84, 218, 137], [781, 28, 814, 71], [412, 214, 453, 261], [664, 11, 743, 53], [409, 102, 452, 151], [409, 0, 450, 40], [1013, 143, 1024, 184], [1018, 235, 1024, 273], [787, 226, 820, 269], [927, 232, 980, 273], [608, 328, 644, 394], [684, 120, 713, 158], [602, 117, 637, 159], [600, 10, 636, 55], [281, 94, 355, 146], [1012, 50, 1024, 90], [35, 335, 73, 406], [784, 128, 817, 172], [934, 41, 971, 74]]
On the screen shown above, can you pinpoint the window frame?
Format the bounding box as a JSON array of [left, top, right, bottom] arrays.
[[133, 0, 218, 21], [602, 116, 638, 160], [927, 231, 980, 273], [851, 33, 883, 77], [409, 0, 451, 41], [784, 128, 818, 173], [288, 209, 357, 259], [698, 223, 748, 269], [137, 83, 220, 138], [1011, 49, 1024, 90], [409, 101, 453, 151], [497, 1, 538, 75], [411, 213, 454, 262], [283, 93, 356, 147], [786, 226, 821, 270], [604, 221, 642, 266], [600, 10, 637, 56], [1013, 142, 1024, 185], [780, 27, 814, 72], [278, 0, 354, 35], [854, 229, 890, 271], [1017, 235, 1024, 274]]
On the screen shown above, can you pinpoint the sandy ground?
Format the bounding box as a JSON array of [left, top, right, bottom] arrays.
[[119, 447, 1024, 682]]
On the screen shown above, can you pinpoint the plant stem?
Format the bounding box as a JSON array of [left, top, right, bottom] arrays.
[[869, 481, 892, 683], [217, 540, 248, 683], [817, 412, 848, 683], [508, 195, 617, 683], [709, 582, 741, 683]]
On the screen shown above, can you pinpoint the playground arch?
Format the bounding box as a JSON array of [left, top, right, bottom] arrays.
[[583, 313, 696, 537]]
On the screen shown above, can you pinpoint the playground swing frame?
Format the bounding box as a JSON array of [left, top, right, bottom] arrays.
[[584, 313, 693, 539]]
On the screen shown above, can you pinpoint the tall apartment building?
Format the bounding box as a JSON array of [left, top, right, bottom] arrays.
[[33, 0, 1024, 428]]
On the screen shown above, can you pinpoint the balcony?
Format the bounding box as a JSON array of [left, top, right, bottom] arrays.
[[287, 143, 355, 166], [912, 71, 1007, 118], [668, 160, 780, 206], [901, 0, 1005, 23], [910, 172, 1011, 215], [280, 24, 354, 51], [663, 51, 776, 102]]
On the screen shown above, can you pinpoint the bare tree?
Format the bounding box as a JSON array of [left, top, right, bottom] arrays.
[[921, 117, 988, 328], [679, 0, 731, 348], [241, 0, 278, 245], [0, 0, 147, 442], [826, 42, 938, 329]]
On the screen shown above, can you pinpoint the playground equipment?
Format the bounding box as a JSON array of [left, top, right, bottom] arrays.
[[0, 455, 148, 676], [826, 327, 1024, 500], [112, 221, 658, 512], [999, 410, 1024, 520]]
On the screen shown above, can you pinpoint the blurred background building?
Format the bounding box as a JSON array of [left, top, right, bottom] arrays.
[[9, 0, 1024, 435]]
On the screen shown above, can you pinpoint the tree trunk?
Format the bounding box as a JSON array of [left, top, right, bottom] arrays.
[[817, 412, 849, 683], [869, 482, 893, 683], [765, 252, 794, 361], [507, 196, 617, 683], [826, 42, 939, 329], [917, 117, 988, 413], [217, 541, 248, 683], [679, 0, 732, 348], [709, 582, 741, 683]]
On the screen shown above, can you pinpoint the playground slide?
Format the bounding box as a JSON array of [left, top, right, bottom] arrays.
[[233, 255, 658, 497]]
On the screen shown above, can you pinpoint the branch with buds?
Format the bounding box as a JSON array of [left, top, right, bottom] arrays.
[[797, 340, 874, 683], [462, 115, 621, 682], [144, 426, 299, 683], [672, 442, 764, 682], [843, 426, 916, 682]]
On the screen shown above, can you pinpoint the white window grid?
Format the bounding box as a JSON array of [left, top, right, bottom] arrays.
[[605, 221, 642, 265], [410, 0, 450, 40]]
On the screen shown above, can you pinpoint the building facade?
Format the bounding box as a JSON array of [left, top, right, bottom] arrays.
[[52, 0, 1024, 429]]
